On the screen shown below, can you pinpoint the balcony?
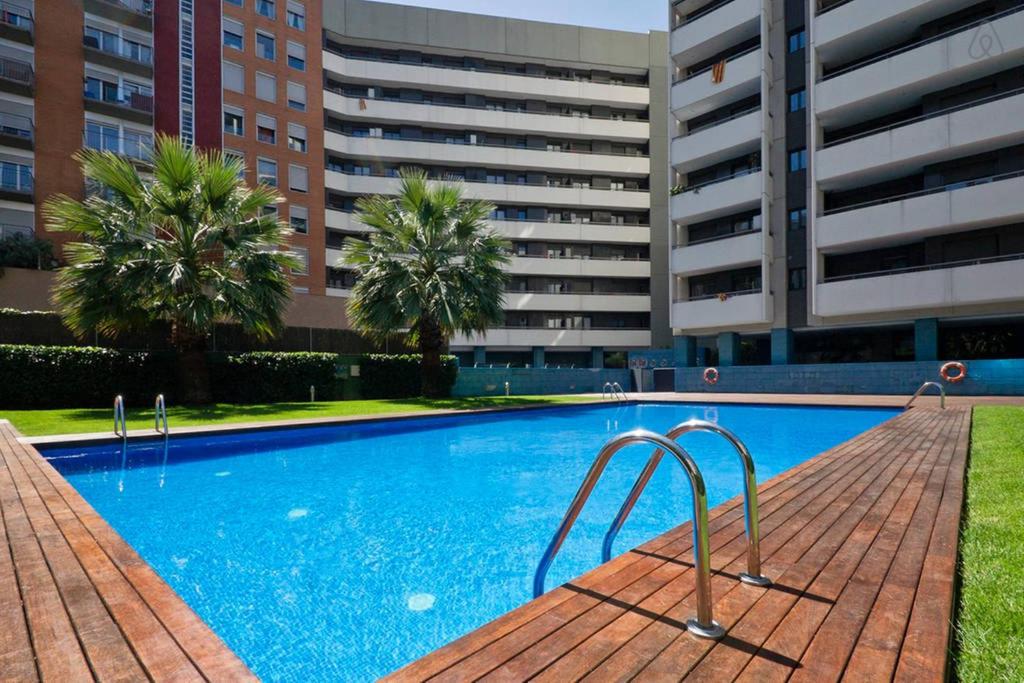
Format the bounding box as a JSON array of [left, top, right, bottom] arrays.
[[671, 289, 770, 330], [507, 255, 651, 278], [83, 84, 154, 125], [0, 159, 32, 202], [324, 131, 649, 177], [0, 56, 32, 96], [672, 107, 760, 173], [324, 170, 651, 210], [671, 169, 762, 223], [671, 0, 761, 68], [503, 291, 651, 313], [0, 2, 33, 45], [321, 91, 650, 142], [815, 6, 1024, 128], [450, 328, 652, 348], [83, 32, 153, 77], [671, 46, 761, 121], [322, 51, 649, 108], [0, 111, 32, 150], [816, 172, 1024, 252], [671, 229, 762, 276], [815, 254, 1024, 317], [83, 128, 152, 164], [83, 0, 153, 30]]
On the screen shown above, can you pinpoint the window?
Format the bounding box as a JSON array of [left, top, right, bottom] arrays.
[[256, 0, 274, 19], [225, 149, 246, 178], [223, 61, 244, 93], [287, 41, 306, 70], [290, 205, 308, 233], [257, 158, 277, 186], [85, 121, 119, 153], [287, 123, 307, 152], [286, 81, 306, 110], [223, 18, 243, 50], [788, 30, 806, 53], [225, 0, 243, 5], [788, 88, 806, 112], [123, 129, 152, 160], [256, 114, 276, 144], [263, 205, 278, 219], [286, 1, 305, 30], [255, 72, 276, 102], [292, 246, 309, 275], [788, 207, 807, 231], [788, 148, 807, 172], [288, 164, 308, 192], [788, 267, 807, 291], [223, 107, 244, 136], [256, 31, 275, 60]]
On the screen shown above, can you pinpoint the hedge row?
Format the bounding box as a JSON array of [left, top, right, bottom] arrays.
[[210, 352, 338, 403], [360, 353, 458, 398]]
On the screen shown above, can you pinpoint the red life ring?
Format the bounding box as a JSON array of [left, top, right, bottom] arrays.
[[703, 367, 719, 385], [940, 361, 967, 384]]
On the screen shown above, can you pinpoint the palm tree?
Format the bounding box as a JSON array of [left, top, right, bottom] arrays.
[[342, 170, 510, 397], [46, 135, 299, 404]]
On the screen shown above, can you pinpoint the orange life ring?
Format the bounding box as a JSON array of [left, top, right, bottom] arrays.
[[940, 361, 967, 384], [703, 367, 719, 385]]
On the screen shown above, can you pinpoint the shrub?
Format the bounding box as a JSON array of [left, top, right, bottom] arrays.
[[209, 352, 338, 403], [0, 234, 55, 270], [360, 353, 458, 398]]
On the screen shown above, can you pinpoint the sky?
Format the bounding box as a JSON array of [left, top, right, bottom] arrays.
[[367, 0, 668, 34]]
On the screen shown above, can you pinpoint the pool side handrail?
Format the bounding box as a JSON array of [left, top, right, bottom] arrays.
[[601, 419, 771, 587], [905, 381, 945, 410], [611, 382, 627, 401], [113, 395, 126, 439], [532, 429, 724, 639], [154, 393, 168, 435]]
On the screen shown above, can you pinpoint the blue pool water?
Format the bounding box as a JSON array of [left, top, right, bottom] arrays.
[[41, 402, 897, 681]]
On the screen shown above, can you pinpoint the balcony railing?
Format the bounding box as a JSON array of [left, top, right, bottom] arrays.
[[0, 111, 31, 140], [0, 2, 32, 31], [677, 287, 762, 302], [673, 44, 759, 85], [0, 56, 32, 85], [0, 160, 32, 193], [327, 167, 649, 193], [327, 206, 650, 230], [0, 222, 31, 239], [496, 325, 650, 331], [83, 129, 152, 161], [824, 252, 1024, 283], [676, 167, 760, 194], [673, 0, 737, 29], [506, 289, 650, 296], [816, 0, 856, 13], [98, 0, 153, 15], [681, 227, 761, 247], [84, 86, 154, 114], [511, 253, 650, 262], [685, 104, 760, 135], [824, 169, 1024, 215], [83, 33, 153, 65]]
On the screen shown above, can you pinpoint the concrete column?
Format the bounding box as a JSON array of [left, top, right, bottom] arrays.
[[591, 347, 604, 369], [771, 328, 794, 365], [473, 346, 486, 366], [915, 318, 939, 361], [718, 332, 741, 367], [532, 346, 545, 368], [673, 335, 696, 367]]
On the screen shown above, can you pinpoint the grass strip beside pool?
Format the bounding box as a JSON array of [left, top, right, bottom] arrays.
[[955, 406, 1024, 682], [1, 395, 598, 437]]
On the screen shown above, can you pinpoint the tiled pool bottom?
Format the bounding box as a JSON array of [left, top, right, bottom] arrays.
[[41, 402, 898, 681]]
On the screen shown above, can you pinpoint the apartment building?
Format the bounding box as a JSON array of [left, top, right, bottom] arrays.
[[669, 0, 1024, 366], [320, 0, 670, 368]]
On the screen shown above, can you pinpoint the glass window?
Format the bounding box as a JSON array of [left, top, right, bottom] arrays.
[[223, 107, 244, 136], [788, 148, 807, 172], [788, 29, 806, 53], [288, 164, 308, 192], [290, 205, 308, 233], [788, 88, 806, 112], [256, 0, 275, 19], [225, 149, 246, 178], [123, 129, 152, 160], [85, 121, 119, 153], [255, 72, 276, 102], [286, 1, 305, 30], [287, 123, 306, 152], [223, 61, 244, 93], [287, 81, 306, 110], [292, 246, 309, 275], [225, 0, 243, 5], [223, 18, 243, 50], [287, 41, 306, 70], [256, 31, 275, 60], [788, 267, 807, 291], [788, 207, 807, 231], [257, 158, 277, 186], [256, 114, 276, 144]]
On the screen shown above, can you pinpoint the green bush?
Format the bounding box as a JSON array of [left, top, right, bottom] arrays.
[[359, 353, 458, 398], [0, 234, 55, 270], [210, 352, 338, 403]]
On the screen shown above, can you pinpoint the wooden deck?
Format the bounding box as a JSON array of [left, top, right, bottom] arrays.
[[387, 406, 971, 682], [0, 420, 255, 681]]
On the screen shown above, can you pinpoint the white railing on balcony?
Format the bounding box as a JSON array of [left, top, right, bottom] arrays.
[[83, 128, 152, 161], [0, 1, 32, 31], [0, 56, 31, 85]]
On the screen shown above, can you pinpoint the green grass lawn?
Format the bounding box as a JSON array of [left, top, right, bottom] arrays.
[[955, 406, 1024, 682], [0, 395, 598, 437]]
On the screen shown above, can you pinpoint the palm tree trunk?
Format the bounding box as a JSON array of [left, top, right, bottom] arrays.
[[171, 321, 212, 405], [418, 317, 445, 398]]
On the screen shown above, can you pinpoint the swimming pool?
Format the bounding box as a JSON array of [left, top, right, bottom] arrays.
[[41, 402, 897, 681]]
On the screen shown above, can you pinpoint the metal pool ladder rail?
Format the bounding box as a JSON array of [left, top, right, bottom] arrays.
[[602, 419, 771, 587], [905, 381, 945, 410], [154, 394, 169, 436], [113, 395, 126, 439], [533, 429, 725, 639], [602, 382, 628, 402]]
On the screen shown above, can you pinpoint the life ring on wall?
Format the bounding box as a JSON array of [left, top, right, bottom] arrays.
[[940, 361, 967, 384], [703, 367, 719, 385]]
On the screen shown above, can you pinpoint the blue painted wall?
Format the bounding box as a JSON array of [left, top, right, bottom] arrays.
[[674, 359, 1024, 396], [453, 367, 632, 397]]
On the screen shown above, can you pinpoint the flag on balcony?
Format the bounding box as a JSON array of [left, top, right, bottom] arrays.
[[359, 98, 367, 110], [711, 60, 726, 84]]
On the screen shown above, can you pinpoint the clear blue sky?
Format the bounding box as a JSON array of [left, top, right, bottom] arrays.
[[368, 0, 668, 33]]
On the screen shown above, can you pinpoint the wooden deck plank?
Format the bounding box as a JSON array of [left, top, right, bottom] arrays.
[[0, 449, 39, 682]]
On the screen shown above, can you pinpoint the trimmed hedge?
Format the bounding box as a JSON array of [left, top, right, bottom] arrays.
[[0, 345, 339, 408], [359, 353, 458, 398]]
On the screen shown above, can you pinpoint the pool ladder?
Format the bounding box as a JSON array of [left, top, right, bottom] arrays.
[[113, 395, 126, 440], [905, 381, 945, 410], [113, 394, 170, 439], [602, 382, 627, 402], [533, 419, 770, 640]]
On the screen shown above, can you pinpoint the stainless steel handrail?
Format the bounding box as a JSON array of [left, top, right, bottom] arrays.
[[602, 419, 771, 587], [154, 394, 168, 435], [533, 429, 724, 639], [905, 381, 945, 410], [611, 382, 627, 401], [113, 395, 126, 439]]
